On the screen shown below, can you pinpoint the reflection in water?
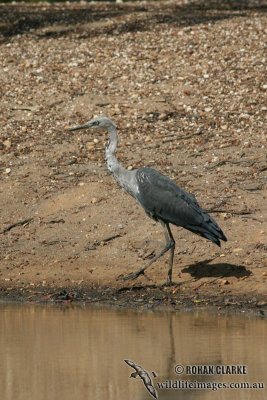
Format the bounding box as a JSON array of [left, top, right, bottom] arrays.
[[0, 303, 266, 400]]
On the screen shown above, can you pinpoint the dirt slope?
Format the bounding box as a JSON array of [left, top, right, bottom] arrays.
[[0, 1, 266, 310]]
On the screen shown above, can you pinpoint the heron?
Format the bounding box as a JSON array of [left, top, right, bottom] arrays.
[[69, 116, 227, 285]]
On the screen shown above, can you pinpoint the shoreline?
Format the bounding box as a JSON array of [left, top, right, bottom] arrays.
[[1, 282, 266, 317]]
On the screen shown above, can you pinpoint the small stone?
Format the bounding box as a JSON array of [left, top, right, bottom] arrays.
[[158, 113, 167, 120], [233, 248, 243, 253], [256, 300, 267, 306], [240, 113, 250, 119], [3, 139, 11, 148]]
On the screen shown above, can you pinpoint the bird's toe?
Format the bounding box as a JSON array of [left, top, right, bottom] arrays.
[[160, 280, 175, 288], [119, 270, 145, 281]]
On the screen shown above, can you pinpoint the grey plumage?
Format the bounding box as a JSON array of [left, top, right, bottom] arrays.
[[135, 167, 226, 247], [69, 116, 227, 284]]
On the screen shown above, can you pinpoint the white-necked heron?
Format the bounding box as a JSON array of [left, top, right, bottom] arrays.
[[69, 116, 227, 285]]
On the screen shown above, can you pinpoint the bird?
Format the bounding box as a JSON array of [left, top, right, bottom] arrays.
[[69, 116, 227, 285], [124, 359, 158, 399]]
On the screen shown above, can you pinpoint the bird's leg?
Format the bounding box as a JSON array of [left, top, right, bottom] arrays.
[[120, 221, 175, 284], [165, 223, 175, 285]]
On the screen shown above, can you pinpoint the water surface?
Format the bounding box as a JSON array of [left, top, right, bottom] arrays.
[[0, 303, 266, 399]]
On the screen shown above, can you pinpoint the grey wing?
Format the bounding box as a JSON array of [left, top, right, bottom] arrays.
[[124, 359, 139, 371], [140, 375, 158, 399], [136, 167, 227, 245], [124, 359, 148, 376], [136, 167, 204, 226], [125, 359, 149, 378], [137, 371, 158, 399], [145, 383, 158, 399]]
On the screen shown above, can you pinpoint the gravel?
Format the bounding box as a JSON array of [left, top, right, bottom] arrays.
[[0, 1, 266, 300]]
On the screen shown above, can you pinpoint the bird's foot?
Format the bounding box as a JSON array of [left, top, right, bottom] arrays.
[[120, 271, 141, 281], [119, 269, 151, 281], [160, 281, 175, 288], [159, 275, 175, 287]]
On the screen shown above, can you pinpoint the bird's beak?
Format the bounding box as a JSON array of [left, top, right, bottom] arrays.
[[69, 122, 90, 132]]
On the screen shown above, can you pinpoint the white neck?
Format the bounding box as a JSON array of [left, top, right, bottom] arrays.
[[104, 124, 122, 174], [104, 124, 138, 198]]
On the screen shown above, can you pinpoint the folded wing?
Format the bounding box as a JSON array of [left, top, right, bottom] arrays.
[[135, 167, 227, 246]]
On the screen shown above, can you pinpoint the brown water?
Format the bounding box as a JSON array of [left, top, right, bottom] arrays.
[[0, 303, 266, 400]]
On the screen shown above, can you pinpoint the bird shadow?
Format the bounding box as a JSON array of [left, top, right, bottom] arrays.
[[182, 259, 252, 279]]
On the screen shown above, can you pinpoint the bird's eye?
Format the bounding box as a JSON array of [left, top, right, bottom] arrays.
[[94, 121, 100, 126]]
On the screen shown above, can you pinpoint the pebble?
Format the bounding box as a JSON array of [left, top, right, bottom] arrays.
[[233, 248, 243, 253], [3, 139, 11, 148], [240, 113, 250, 119]]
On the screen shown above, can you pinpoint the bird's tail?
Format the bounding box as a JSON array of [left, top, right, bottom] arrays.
[[186, 213, 227, 247]]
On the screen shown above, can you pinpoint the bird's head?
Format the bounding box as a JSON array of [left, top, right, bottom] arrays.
[[69, 116, 116, 132]]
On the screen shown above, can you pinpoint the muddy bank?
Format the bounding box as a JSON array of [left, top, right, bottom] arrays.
[[1, 282, 267, 318]]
